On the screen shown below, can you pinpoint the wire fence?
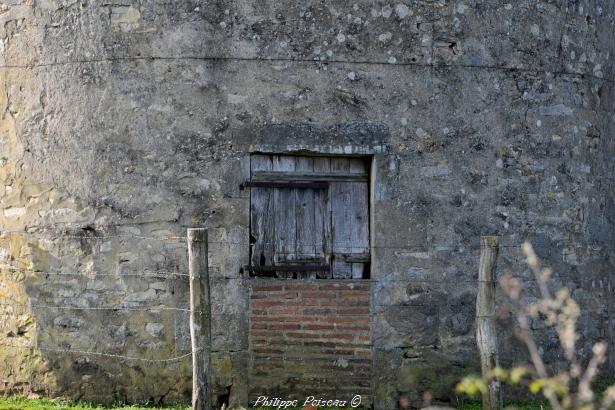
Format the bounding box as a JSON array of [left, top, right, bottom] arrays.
[[0, 229, 604, 370], [0, 228, 531, 248], [0, 229, 201, 364]]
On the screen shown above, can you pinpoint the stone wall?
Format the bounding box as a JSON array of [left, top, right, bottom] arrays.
[[0, 1, 614, 409]]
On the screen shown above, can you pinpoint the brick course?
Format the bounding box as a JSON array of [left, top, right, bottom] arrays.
[[248, 280, 372, 404]]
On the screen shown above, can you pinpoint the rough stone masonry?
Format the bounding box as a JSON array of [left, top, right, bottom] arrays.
[[0, 1, 614, 409]]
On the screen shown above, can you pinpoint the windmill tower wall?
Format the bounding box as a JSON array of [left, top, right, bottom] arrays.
[[0, 1, 614, 408]]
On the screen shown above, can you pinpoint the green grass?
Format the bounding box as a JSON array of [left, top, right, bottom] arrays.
[[0, 397, 358, 410], [458, 401, 549, 410], [0, 397, 550, 410], [0, 397, 189, 410]]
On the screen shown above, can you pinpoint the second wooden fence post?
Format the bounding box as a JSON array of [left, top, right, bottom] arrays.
[[188, 228, 212, 410], [476, 235, 502, 410]]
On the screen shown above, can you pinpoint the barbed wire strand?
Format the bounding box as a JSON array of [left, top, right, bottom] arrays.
[[0, 341, 194, 363], [0, 298, 198, 314], [0, 266, 191, 278], [0, 230, 528, 250], [0, 232, 188, 241]]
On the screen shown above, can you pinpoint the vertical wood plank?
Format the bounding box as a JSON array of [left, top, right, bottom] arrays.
[[188, 229, 211, 410], [250, 155, 274, 269], [348, 158, 368, 174], [330, 181, 352, 279], [349, 180, 369, 278], [350, 157, 369, 278], [330, 158, 352, 278], [295, 157, 316, 279], [273, 155, 296, 278], [331, 158, 370, 279], [331, 157, 350, 173], [476, 236, 502, 410], [314, 157, 332, 278]]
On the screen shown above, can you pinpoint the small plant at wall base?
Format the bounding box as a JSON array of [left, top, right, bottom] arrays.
[[456, 242, 615, 410]]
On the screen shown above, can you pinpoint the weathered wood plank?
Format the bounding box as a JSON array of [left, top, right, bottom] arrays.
[[273, 156, 296, 278], [348, 157, 369, 174], [331, 157, 350, 173], [351, 263, 364, 279], [330, 157, 370, 278], [295, 157, 316, 279], [250, 155, 274, 269], [243, 181, 327, 189], [349, 181, 369, 278], [330, 180, 353, 279], [247, 264, 330, 272], [314, 157, 332, 279], [250, 171, 368, 182]]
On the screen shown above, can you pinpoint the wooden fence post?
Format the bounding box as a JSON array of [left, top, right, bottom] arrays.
[[188, 228, 211, 410], [476, 236, 502, 410]]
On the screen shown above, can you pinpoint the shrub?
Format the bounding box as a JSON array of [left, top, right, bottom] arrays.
[[456, 243, 615, 410]]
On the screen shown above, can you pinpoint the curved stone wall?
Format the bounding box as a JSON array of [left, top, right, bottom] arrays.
[[0, 1, 614, 408]]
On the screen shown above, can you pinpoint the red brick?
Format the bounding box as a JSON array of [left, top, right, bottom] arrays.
[[318, 317, 353, 323], [250, 331, 273, 337], [348, 358, 372, 364], [264, 308, 302, 315], [303, 292, 338, 298], [318, 284, 352, 291], [339, 293, 370, 299], [286, 300, 321, 306], [250, 281, 373, 391], [253, 348, 284, 354], [283, 283, 319, 291], [251, 300, 285, 307], [334, 343, 372, 349], [319, 300, 368, 307], [252, 316, 312, 323], [301, 308, 336, 315], [286, 332, 312, 339], [338, 308, 370, 315], [320, 333, 354, 340], [337, 325, 370, 331], [320, 349, 355, 355], [301, 341, 337, 348], [319, 317, 369, 323], [280, 316, 318, 322], [303, 324, 335, 331], [251, 316, 271, 322], [269, 324, 300, 331], [272, 339, 303, 347]]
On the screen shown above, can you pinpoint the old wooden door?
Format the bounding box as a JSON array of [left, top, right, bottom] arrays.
[[247, 154, 370, 279]]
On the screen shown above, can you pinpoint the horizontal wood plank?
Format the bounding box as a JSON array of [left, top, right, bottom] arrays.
[[243, 181, 328, 189], [251, 171, 368, 183], [246, 265, 331, 272]]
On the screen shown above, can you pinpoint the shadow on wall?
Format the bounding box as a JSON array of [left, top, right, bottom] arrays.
[[0, 232, 193, 405]]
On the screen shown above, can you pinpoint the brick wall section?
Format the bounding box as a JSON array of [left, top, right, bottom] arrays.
[[248, 280, 372, 404]]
